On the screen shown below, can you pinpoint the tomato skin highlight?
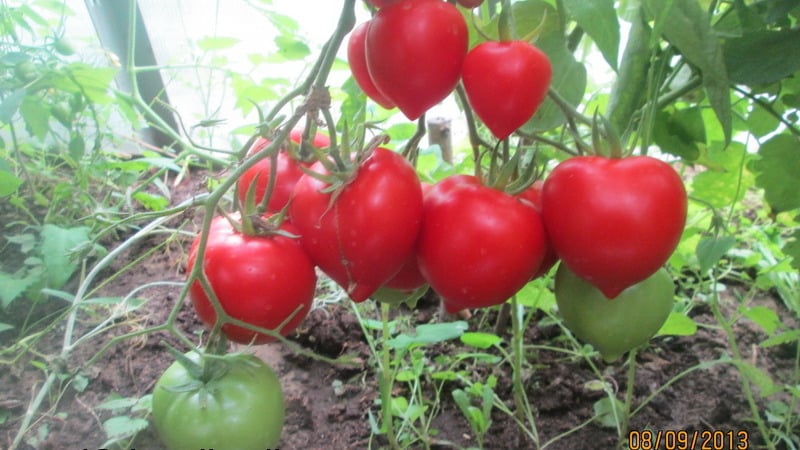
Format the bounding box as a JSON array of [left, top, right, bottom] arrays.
[[289, 148, 423, 302], [187, 216, 316, 344], [542, 156, 687, 298], [417, 175, 547, 312], [461, 40, 552, 140], [152, 352, 285, 450], [347, 21, 396, 109], [554, 263, 675, 362], [366, 0, 468, 120]]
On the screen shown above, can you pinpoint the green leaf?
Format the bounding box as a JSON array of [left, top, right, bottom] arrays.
[[696, 235, 737, 273], [0, 89, 26, 124], [68, 134, 85, 160], [522, 32, 587, 133], [750, 134, 800, 213], [102, 416, 148, 439], [746, 104, 781, 138], [562, 0, 619, 70], [690, 142, 753, 208], [724, 28, 800, 86], [645, 0, 732, 143], [274, 34, 310, 60], [593, 397, 625, 429], [740, 305, 781, 335], [656, 311, 698, 337], [39, 224, 91, 289], [460, 332, 502, 350], [0, 271, 38, 308], [652, 108, 706, 160], [19, 98, 50, 140], [0, 169, 22, 197], [732, 360, 780, 397], [0, 322, 13, 334], [387, 321, 468, 349], [760, 329, 800, 348], [786, 229, 800, 271], [196, 36, 240, 51]]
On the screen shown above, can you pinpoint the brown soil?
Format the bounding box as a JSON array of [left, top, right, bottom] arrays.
[[1, 172, 797, 450]]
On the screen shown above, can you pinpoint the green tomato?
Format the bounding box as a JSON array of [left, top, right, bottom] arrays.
[[152, 352, 284, 450], [554, 263, 674, 362]]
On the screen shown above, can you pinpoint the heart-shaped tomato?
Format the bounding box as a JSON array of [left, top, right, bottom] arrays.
[[417, 175, 547, 312], [236, 130, 327, 212], [542, 156, 687, 298], [366, 0, 468, 120], [347, 21, 395, 109], [289, 148, 423, 303], [555, 263, 674, 362], [461, 40, 552, 140]]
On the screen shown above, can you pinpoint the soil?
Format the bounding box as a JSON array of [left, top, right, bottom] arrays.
[[1, 172, 798, 450]]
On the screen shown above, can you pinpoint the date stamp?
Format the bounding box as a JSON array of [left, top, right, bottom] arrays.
[[627, 430, 750, 450]]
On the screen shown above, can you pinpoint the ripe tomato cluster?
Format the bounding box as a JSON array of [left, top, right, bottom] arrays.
[[350, 0, 552, 139]]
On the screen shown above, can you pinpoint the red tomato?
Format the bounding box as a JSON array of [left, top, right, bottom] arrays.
[[517, 181, 559, 279], [236, 130, 327, 212], [381, 181, 432, 292], [347, 21, 396, 109], [417, 175, 547, 312], [289, 148, 423, 302], [187, 216, 317, 344], [366, 0, 468, 120], [542, 156, 687, 299], [290, 128, 331, 149], [365, 0, 402, 7], [457, 0, 484, 7], [461, 40, 552, 140]]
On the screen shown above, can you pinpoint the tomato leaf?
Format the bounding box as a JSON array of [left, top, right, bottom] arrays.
[[0, 168, 22, 197], [656, 311, 698, 337], [731, 360, 780, 397], [786, 229, 800, 272], [102, 416, 149, 440], [0, 322, 13, 334], [760, 329, 800, 348], [750, 134, 800, 213], [562, 0, 619, 70], [196, 36, 240, 51], [592, 397, 625, 429], [740, 305, 781, 335], [724, 28, 800, 86], [690, 142, 753, 209], [522, 33, 587, 133], [460, 332, 502, 350], [0, 88, 25, 124], [696, 235, 737, 273], [387, 321, 468, 349], [644, 0, 732, 144], [0, 271, 38, 309], [39, 224, 91, 289]]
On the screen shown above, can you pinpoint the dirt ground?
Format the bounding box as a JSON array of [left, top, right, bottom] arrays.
[[1, 172, 797, 450]]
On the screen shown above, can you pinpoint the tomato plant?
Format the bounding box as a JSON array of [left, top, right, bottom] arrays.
[[542, 156, 687, 298], [347, 21, 395, 109], [365, 0, 468, 120], [289, 148, 423, 303], [152, 352, 284, 450], [461, 40, 552, 139], [186, 215, 317, 344], [554, 263, 675, 362], [417, 175, 547, 312], [236, 130, 328, 212]]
